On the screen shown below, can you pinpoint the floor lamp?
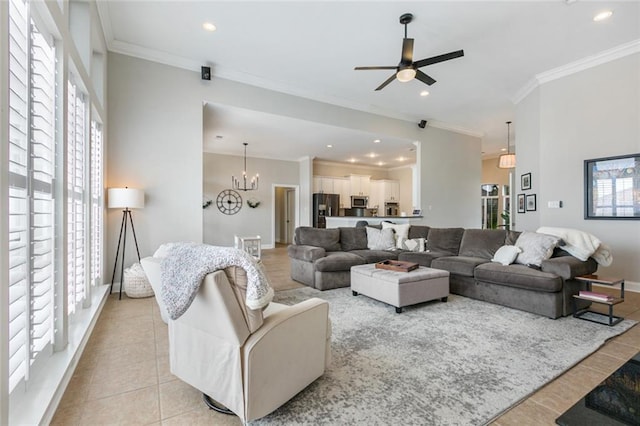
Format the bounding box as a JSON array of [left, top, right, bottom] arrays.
[[108, 187, 145, 299]]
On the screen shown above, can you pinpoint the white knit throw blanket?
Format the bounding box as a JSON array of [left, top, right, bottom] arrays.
[[160, 242, 274, 320]]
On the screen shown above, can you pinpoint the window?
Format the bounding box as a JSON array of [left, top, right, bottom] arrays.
[[90, 121, 103, 286], [67, 80, 87, 314], [8, 0, 56, 392]]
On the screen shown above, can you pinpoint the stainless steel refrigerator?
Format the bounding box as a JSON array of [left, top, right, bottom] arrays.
[[313, 193, 340, 228]]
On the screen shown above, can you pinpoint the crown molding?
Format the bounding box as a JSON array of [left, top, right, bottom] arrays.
[[424, 120, 484, 138], [513, 39, 640, 105], [95, 1, 113, 48], [312, 159, 415, 171]]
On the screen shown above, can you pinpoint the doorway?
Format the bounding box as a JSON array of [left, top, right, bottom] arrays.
[[272, 185, 298, 247]]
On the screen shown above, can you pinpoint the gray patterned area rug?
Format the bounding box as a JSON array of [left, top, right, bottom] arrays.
[[251, 286, 636, 426]]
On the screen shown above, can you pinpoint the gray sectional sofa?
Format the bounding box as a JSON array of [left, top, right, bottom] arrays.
[[287, 225, 598, 319]]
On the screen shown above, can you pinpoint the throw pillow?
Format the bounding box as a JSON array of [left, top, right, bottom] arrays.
[[514, 231, 560, 267], [401, 237, 426, 252], [381, 222, 411, 249], [491, 245, 522, 266], [366, 226, 396, 251]]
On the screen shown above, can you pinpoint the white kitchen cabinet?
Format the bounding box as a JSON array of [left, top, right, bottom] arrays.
[[313, 176, 335, 194], [333, 177, 350, 208], [350, 174, 371, 196], [368, 180, 383, 210], [383, 180, 400, 202]]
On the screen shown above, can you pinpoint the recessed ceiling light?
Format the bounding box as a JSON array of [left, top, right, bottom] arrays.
[[348, 158, 357, 163], [374, 139, 381, 143], [593, 10, 613, 22], [203, 22, 217, 32], [501, 148, 507, 152], [420, 90, 430, 97], [376, 161, 385, 166], [396, 156, 406, 162], [327, 144, 333, 148], [366, 153, 378, 158]]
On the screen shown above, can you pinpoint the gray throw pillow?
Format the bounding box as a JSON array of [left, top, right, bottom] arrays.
[[514, 231, 560, 266]]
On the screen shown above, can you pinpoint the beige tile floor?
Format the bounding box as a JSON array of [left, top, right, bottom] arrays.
[[52, 246, 640, 425]]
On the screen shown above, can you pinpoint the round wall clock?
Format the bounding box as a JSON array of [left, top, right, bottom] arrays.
[[216, 189, 242, 215]]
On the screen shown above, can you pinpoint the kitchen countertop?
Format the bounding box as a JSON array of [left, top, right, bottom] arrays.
[[324, 216, 424, 228]]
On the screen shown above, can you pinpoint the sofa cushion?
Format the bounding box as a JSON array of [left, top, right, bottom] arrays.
[[540, 256, 598, 280], [474, 263, 563, 292], [491, 245, 522, 266], [398, 250, 450, 267], [349, 249, 399, 263], [458, 229, 507, 259], [514, 231, 560, 267], [408, 225, 430, 240], [401, 238, 426, 252], [339, 227, 368, 251], [366, 227, 396, 250], [427, 228, 465, 255], [295, 227, 341, 252], [287, 244, 326, 262], [315, 252, 366, 272], [431, 256, 490, 277]]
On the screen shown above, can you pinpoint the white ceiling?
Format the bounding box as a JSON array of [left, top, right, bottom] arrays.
[[98, 1, 640, 166]]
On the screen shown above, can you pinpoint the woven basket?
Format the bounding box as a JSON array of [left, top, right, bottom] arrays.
[[124, 262, 154, 298]]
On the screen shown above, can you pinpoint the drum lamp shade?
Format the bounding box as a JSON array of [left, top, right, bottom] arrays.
[[108, 188, 145, 209]]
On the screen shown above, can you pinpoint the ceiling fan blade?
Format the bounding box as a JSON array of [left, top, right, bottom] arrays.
[[354, 66, 398, 70], [401, 38, 414, 64], [414, 50, 464, 69], [374, 74, 397, 91], [415, 70, 436, 86]]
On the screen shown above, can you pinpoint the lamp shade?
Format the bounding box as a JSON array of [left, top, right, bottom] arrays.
[[498, 153, 516, 169], [108, 188, 145, 209]]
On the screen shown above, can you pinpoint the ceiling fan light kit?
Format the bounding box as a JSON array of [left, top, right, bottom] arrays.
[[355, 13, 464, 91]]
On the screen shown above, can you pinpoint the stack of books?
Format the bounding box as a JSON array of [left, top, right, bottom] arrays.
[[578, 290, 614, 302]]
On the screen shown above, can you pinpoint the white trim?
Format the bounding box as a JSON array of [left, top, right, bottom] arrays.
[[594, 281, 640, 294], [513, 39, 640, 105]]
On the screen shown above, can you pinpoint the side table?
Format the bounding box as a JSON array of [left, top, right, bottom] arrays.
[[234, 235, 261, 259], [572, 274, 624, 326]]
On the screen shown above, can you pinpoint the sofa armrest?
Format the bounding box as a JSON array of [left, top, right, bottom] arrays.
[[287, 244, 326, 262], [540, 256, 597, 280]]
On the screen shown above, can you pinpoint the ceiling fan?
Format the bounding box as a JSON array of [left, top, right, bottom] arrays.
[[355, 13, 464, 91]]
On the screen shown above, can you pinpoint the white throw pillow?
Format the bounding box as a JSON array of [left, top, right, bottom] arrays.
[[514, 231, 560, 267], [401, 237, 426, 252], [366, 227, 396, 251], [491, 245, 522, 266], [381, 222, 411, 249]]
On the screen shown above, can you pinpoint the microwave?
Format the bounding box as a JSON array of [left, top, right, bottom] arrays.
[[351, 195, 368, 208]]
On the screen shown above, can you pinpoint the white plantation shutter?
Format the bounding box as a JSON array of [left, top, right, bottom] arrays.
[[67, 81, 87, 314], [90, 121, 103, 286], [8, 0, 56, 392]]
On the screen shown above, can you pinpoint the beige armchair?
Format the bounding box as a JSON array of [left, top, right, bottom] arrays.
[[141, 256, 331, 423]]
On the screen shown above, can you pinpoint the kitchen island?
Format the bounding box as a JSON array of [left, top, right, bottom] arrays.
[[324, 216, 424, 228]]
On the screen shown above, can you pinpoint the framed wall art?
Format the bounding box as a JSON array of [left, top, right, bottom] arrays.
[[517, 194, 526, 213], [521, 173, 531, 191], [526, 194, 537, 211], [585, 153, 640, 220]]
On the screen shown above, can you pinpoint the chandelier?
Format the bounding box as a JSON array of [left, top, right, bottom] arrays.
[[232, 142, 259, 191], [498, 121, 516, 169]]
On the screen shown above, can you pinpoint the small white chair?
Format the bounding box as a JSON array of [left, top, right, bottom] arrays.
[[234, 235, 262, 259]]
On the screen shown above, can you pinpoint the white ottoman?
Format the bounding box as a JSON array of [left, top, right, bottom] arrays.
[[351, 264, 450, 313]]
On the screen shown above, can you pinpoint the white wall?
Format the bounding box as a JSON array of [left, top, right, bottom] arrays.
[[515, 88, 541, 231], [418, 127, 482, 228], [203, 153, 299, 247], [108, 52, 482, 263], [516, 53, 640, 282]]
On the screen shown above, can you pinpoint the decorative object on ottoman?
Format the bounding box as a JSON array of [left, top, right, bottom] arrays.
[[375, 259, 418, 272], [124, 262, 153, 298], [351, 263, 449, 313]]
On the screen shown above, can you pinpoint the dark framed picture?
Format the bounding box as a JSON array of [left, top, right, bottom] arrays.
[[526, 194, 537, 211], [517, 194, 526, 213], [585, 153, 640, 220], [521, 173, 532, 190]]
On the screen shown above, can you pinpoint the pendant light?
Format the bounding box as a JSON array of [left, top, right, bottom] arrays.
[[498, 121, 516, 169], [232, 143, 259, 191]]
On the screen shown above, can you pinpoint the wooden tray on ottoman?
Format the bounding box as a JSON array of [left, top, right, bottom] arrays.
[[375, 260, 419, 272]]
